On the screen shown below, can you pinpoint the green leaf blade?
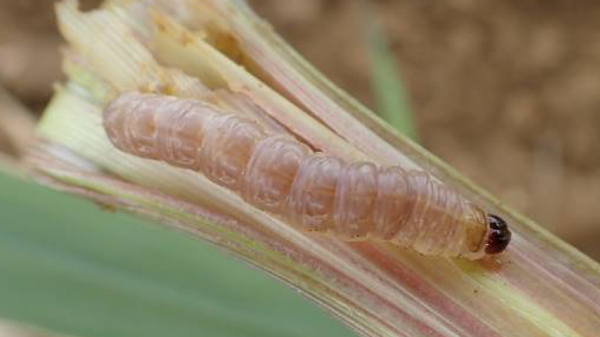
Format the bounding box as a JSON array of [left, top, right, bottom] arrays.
[[364, 2, 418, 141], [0, 172, 353, 337]]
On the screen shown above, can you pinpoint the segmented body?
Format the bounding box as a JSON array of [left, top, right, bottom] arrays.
[[103, 92, 510, 259]]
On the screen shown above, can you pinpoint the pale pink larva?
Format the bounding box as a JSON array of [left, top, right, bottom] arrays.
[[103, 92, 511, 259]]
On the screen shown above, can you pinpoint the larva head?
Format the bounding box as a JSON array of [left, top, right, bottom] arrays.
[[484, 214, 511, 254]]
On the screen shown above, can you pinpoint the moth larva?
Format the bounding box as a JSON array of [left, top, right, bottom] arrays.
[[103, 92, 511, 259]]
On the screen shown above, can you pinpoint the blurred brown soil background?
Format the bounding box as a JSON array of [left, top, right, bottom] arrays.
[[1, 0, 599, 258]]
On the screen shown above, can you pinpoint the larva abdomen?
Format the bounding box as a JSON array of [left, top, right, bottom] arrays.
[[103, 92, 511, 259]]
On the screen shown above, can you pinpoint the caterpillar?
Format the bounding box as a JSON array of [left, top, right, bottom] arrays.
[[103, 92, 511, 259]]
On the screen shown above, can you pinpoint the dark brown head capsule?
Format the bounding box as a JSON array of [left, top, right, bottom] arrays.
[[484, 214, 511, 254]]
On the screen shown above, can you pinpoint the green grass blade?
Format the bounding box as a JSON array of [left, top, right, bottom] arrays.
[[363, 2, 418, 141], [0, 172, 352, 337]]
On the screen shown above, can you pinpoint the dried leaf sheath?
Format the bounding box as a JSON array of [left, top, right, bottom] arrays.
[[30, 1, 600, 337]]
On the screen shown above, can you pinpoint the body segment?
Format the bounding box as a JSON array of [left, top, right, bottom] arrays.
[[104, 92, 511, 259]]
